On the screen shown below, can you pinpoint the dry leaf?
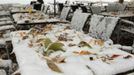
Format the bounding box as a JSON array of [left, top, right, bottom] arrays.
[[79, 41, 92, 48], [111, 12, 118, 15], [111, 54, 120, 59], [73, 51, 93, 55], [123, 55, 132, 59], [46, 59, 63, 73], [89, 39, 104, 47], [73, 51, 79, 54], [20, 32, 26, 37], [19, 32, 28, 40], [43, 24, 53, 32], [79, 51, 93, 55], [28, 43, 33, 48], [68, 43, 76, 47]]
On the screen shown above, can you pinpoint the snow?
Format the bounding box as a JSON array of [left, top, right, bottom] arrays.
[[0, 38, 6, 45], [11, 35, 62, 75], [71, 12, 90, 32], [89, 14, 119, 41], [0, 70, 6, 75], [60, 7, 71, 20]]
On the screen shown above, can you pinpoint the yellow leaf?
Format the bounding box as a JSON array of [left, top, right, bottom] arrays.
[[42, 38, 52, 48]]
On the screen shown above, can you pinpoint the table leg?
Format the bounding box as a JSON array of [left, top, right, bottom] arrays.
[[132, 40, 134, 54]]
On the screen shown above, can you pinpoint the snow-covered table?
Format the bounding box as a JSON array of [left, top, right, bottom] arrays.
[[11, 25, 134, 75], [11, 9, 36, 14], [12, 13, 66, 25], [9, 4, 36, 14], [100, 11, 134, 18]]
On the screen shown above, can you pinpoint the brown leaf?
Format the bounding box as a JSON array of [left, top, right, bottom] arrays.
[[79, 51, 93, 55], [73, 51, 93, 55], [123, 55, 132, 59], [46, 59, 63, 73], [28, 43, 33, 48], [89, 39, 104, 47], [111, 54, 120, 59]]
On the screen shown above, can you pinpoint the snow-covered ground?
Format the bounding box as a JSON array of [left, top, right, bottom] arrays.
[[0, 0, 132, 4]]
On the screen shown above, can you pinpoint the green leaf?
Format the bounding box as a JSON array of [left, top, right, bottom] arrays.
[[41, 38, 65, 56], [47, 42, 65, 51], [43, 38, 52, 48]]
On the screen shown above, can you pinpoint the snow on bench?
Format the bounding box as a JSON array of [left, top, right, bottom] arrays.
[[0, 25, 15, 31], [71, 12, 90, 32]]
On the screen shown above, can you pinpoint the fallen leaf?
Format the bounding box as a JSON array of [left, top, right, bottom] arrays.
[[46, 59, 63, 73], [47, 42, 64, 51], [73, 51, 93, 55], [79, 41, 92, 48], [111, 54, 120, 59], [89, 39, 104, 47]]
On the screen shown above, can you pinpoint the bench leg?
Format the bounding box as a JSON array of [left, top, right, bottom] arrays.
[[132, 40, 134, 54]]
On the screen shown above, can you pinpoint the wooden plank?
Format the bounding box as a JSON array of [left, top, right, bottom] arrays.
[[121, 19, 134, 26]]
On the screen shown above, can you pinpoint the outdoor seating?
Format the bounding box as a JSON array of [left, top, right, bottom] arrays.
[[60, 6, 71, 20], [90, 6, 101, 14], [71, 12, 90, 31]]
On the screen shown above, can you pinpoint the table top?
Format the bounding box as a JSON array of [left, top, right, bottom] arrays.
[[13, 12, 68, 25], [13, 12, 48, 21], [10, 4, 35, 14], [100, 11, 134, 18], [16, 19, 68, 25], [10, 7, 36, 14], [11, 10, 36, 14], [11, 24, 134, 75]]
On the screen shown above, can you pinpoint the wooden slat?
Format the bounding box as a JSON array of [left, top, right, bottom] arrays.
[[121, 28, 134, 34]]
